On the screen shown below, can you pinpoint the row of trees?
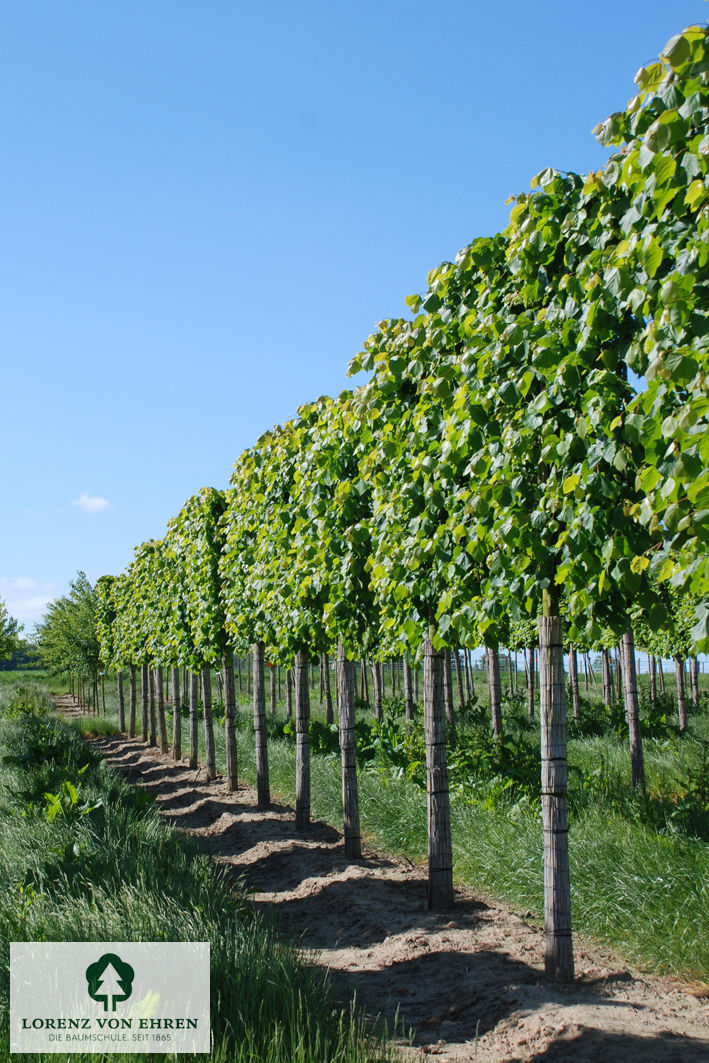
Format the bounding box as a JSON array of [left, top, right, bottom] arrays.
[[41, 23, 709, 984]]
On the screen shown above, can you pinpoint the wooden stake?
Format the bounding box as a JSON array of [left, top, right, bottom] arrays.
[[424, 638, 454, 910], [539, 603, 574, 983], [295, 649, 311, 829], [337, 643, 361, 859], [253, 641, 270, 808]]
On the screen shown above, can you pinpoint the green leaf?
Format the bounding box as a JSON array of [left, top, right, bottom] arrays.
[[663, 33, 692, 70], [642, 236, 663, 279]]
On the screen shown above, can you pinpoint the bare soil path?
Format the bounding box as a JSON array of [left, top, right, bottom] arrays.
[[59, 700, 709, 1062]]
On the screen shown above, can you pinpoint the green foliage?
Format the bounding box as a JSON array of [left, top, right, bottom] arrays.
[[0, 598, 21, 662], [36, 572, 100, 681]]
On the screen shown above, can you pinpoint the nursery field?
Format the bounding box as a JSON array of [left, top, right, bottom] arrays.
[[3, 664, 705, 1058]]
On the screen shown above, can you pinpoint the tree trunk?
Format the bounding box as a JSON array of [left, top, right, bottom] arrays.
[[507, 652, 514, 695], [269, 662, 277, 716], [155, 666, 168, 753], [464, 650, 472, 702], [487, 647, 503, 739], [189, 670, 199, 769], [414, 663, 419, 702], [323, 652, 334, 724], [601, 649, 613, 707], [467, 649, 475, 698], [362, 658, 370, 704], [371, 661, 383, 721], [202, 666, 217, 780], [278, 664, 281, 702], [337, 642, 361, 859], [674, 655, 688, 731], [615, 647, 622, 702], [286, 667, 293, 720], [621, 630, 645, 790], [568, 647, 581, 722], [658, 657, 665, 693], [237, 655, 242, 694], [539, 601, 574, 983], [253, 642, 270, 809], [101, 674, 106, 715], [454, 650, 465, 710], [117, 670, 125, 732], [649, 655, 657, 704], [141, 662, 149, 741], [222, 653, 238, 791], [423, 638, 454, 910], [128, 665, 137, 738], [444, 651, 456, 743], [404, 659, 414, 722], [171, 667, 182, 760], [527, 644, 535, 720], [294, 649, 311, 829], [583, 653, 590, 692], [148, 666, 157, 746], [690, 656, 699, 710]]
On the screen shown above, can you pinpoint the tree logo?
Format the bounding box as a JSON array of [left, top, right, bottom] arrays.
[[85, 953, 135, 1012]]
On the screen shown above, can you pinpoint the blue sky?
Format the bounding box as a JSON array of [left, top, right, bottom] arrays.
[[2, 0, 707, 629]]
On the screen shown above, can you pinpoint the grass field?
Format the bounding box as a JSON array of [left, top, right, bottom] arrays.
[[0, 679, 390, 1063], [15, 663, 709, 982]]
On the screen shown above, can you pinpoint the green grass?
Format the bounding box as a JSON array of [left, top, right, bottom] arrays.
[[0, 688, 390, 1063], [52, 671, 709, 980]]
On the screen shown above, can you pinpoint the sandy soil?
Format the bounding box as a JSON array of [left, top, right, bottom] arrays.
[[59, 697, 709, 1062]]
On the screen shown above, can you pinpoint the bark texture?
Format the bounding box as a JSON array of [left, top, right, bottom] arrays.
[[337, 643, 361, 859], [294, 649, 311, 829], [423, 639, 454, 911], [690, 656, 700, 710], [141, 662, 149, 742], [404, 660, 414, 722], [148, 666, 157, 747], [253, 641, 270, 809], [286, 668, 293, 720], [171, 666, 182, 760], [117, 670, 125, 732], [539, 612, 574, 983], [621, 630, 645, 791], [128, 665, 137, 738], [270, 662, 277, 716], [222, 654, 238, 791], [674, 655, 688, 732], [527, 645, 535, 720], [454, 651, 465, 709], [324, 652, 334, 724], [649, 655, 657, 704], [189, 670, 199, 769], [487, 647, 503, 739], [202, 666, 217, 781], [601, 649, 613, 707], [155, 666, 169, 753], [371, 661, 383, 721], [444, 652, 456, 743], [568, 647, 581, 722]]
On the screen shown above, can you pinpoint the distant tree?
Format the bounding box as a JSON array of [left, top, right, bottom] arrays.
[[0, 598, 22, 662]]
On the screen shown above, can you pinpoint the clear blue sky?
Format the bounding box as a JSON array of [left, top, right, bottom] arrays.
[[2, 0, 706, 629]]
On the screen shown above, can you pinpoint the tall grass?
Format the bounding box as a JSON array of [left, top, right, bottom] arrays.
[[0, 692, 389, 1063], [221, 713, 709, 981], [53, 672, 709, 980]]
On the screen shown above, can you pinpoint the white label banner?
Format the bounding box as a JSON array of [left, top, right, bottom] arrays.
[[11, 941, 210, 1054]]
